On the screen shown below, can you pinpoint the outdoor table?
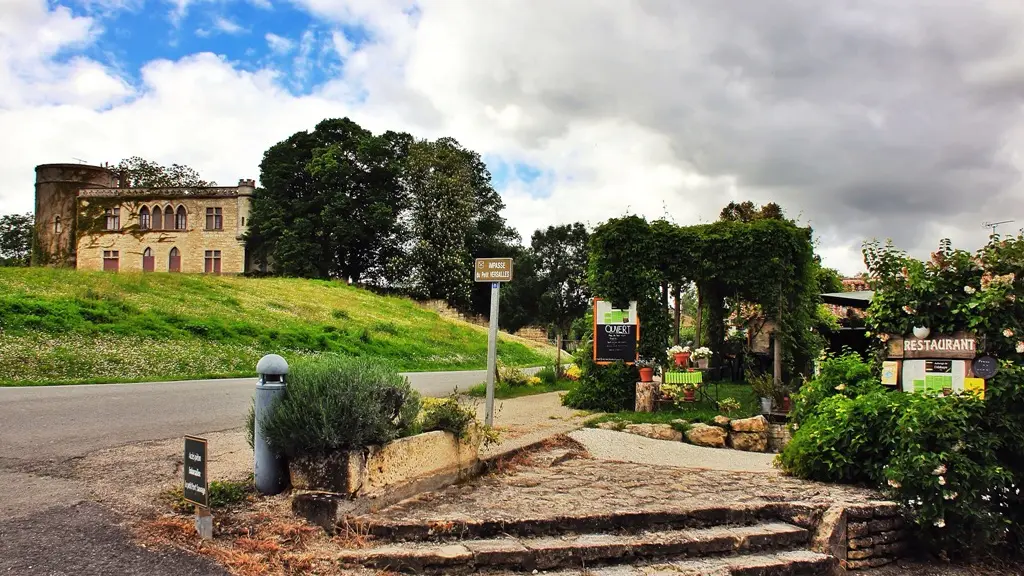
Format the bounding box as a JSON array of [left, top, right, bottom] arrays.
[[664, 370, 720, 408]]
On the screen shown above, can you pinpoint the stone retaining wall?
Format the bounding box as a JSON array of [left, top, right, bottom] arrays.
[[844, 505, 909, 570], [767, 423, 792, 452]]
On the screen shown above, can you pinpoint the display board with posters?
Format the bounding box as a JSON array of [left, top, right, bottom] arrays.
[[593, 299, 639, 365]]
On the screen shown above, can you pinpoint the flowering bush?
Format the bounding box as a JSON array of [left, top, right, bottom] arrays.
[[526, 376, 542, 386], [666, 345, 689, 359], [691, 346, 713, 359], [564, 364, 582, 381]]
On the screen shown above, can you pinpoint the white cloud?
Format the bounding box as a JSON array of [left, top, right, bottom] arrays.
[[213, 16, 245, 34], [265, 32, 294, 54], [3, 0, 1024, 276]]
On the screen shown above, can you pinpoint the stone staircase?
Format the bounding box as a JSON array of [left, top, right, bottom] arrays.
[[336, 511, 843, 575]]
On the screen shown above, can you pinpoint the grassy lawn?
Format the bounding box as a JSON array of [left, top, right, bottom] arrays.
[[0, 268, 556, 386], [465, 379, 577, 399], [585, 382, 759, 428]]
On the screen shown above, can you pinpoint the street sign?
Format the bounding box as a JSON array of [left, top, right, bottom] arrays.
[[183, 436, 209, 508], [474, 258, 514, 282], [593, 298, 639, 364]]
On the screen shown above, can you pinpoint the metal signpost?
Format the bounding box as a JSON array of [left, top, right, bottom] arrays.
[[474, 258, 514, 426], [183, 435, 212, 539]]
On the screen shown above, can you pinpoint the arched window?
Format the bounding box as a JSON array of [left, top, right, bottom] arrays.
[[169, 247, 181, 273], [175, 206, 187, 230], [54, 215, 62, 234], [152, 206, 162, 230], [139, 206, 150, 230], [164, 206, 174, 229], [142, 247, 154, 272]]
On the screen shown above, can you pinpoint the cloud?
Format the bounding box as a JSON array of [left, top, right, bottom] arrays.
[[2, 0, 1024, 276]]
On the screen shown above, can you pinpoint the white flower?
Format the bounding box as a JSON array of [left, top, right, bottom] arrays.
[[964, 285, 977, 294], [934, 519, 946, 528], [944, 492, 958, 501], [888, 479, 901, 489], [1017, 341, 1024, 354], [1005, 329, 1015, 338], [879, 333, 890, 342], [932, 465, 947, 475], [938, 476, 946, 486]]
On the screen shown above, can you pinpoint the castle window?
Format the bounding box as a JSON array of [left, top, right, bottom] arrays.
[[175, 206, 187, 230], [102, 250, 119, 272], [104, 208, 120, 231], [204, 250, 222, 274], [164, 206, 174, 229], [54, 216, 62, 234], [139, 206, 150, 230], [152, 206, 162, 230], [169, 247, 181, 273], [205, 207, 223, 230], [142, 247, 154, 272]]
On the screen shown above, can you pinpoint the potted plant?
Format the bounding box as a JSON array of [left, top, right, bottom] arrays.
[[748, 372, 775, 414], [682, 381, 698, 402], [913, 325, 931, 339], [692, 346, 712, 369], [636, 358, 656, 382], [777, 384, 793, 413], [667, 345, 691, 367]]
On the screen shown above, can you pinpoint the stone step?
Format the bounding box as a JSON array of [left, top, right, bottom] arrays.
[[347, 502, 818, 542], [337, 522, 811, 573], [530, 549, 840, 575]]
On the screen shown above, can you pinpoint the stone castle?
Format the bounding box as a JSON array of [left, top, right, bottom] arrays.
[[33, 163, 255, 274]]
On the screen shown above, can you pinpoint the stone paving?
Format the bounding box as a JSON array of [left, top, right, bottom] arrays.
[[359, 444, 884, 527]]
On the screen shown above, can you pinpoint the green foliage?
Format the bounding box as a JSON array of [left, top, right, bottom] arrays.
[[0, 268, 555, 385], [562, 350, 639, 412], [790, 351, 882, 425], [420, 394, 477, 440], [260, 357, 421, 460], [532, 223, 591, 335], [0, 213, 32, 267], [536, 366, 558, 386], [168, 478, 252, 513], [114, 156, 214, 188], [718, 397, 742, 416], [466, 378, 576, 399], [585, 383, 758, 426]]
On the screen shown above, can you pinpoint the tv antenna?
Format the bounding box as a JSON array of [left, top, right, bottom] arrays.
[[71, 157, 88, 164], [983, 220, 1015, 236]]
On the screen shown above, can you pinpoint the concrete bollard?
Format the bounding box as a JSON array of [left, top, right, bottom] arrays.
[[254, 353, 289, 495]]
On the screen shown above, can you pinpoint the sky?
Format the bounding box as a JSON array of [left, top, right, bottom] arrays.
[[1, 0, 1023, 275]]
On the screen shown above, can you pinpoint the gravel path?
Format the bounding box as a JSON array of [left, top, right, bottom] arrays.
[[569, 428, 778, 473]]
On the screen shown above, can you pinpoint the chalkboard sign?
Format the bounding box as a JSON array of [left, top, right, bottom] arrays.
[[972, 356, 999, 379], [183, 436, 209, 508], [593, 299, 639, 364]]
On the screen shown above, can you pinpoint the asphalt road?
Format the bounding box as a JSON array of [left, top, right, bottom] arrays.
[[0, 369, 503, 462]]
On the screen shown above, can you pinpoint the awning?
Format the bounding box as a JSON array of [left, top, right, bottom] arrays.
[[820, 290, 874, 308]]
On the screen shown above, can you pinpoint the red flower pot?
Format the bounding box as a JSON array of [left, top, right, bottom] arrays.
[[674, 352, 691, 367], [639, 367, 654, 382], [782, 396, 791, 412], [683, 388, 696, 402]]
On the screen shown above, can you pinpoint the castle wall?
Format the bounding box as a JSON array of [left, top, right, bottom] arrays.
[[33, 164, 118, 266]]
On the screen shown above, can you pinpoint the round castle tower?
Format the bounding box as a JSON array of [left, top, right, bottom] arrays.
[[34, 163, 119, 267]]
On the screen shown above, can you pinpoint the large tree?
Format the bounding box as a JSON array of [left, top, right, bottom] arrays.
[[0, 213, 32, 266], [532, 223, 591, 371], [115, 156, 214, 188]]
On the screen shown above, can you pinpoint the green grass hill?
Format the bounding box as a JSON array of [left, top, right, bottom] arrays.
[[0, 268, 556, 386]]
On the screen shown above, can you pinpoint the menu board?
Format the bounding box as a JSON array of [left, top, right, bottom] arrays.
[[902, 359, 966, 395], [593, 299, 639, 364]]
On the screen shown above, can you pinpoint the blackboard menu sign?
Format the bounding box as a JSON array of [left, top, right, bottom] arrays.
[[183, 436, 209, 508], [593, 299, 639, 365]]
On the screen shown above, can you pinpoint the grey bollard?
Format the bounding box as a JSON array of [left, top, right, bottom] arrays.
[[254, 353, 289, 495]]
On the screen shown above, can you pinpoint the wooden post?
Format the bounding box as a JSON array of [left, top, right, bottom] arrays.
[[636, 381, 657, 412], [673, 284, 681, 346], [773, 289, 783, 388], [555, 331, 563, 376], [195, 505, 213, 540], [695, 285, 703, 347]]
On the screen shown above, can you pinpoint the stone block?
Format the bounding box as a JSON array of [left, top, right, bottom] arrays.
[[847, 521, 870, 537], [867, 518, 897, 533], [846, 557, 892, 569], [730, 415, 768, 433], [810, 506, 847, 563], [625, 423, 683, 442], [685, 423, 728, 448], [713, 415, 731, 428], [728, 431, 768, 452], [847, 548, 875, 560]]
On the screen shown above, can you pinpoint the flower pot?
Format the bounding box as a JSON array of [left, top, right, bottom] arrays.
[[639, 367, 654, 382], [760, 397, 773, 414], [684, 388, 696, 402], [696, 358, 709, 369], [781, 396, 791, 413], [674, 352, 690, 367], [913, 326, 931, 339]]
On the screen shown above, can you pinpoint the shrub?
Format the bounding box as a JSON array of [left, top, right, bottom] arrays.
[[790, 351, 882, 426], [562, 359, 638, 412], [497, 362, 530, 387], [420, 394, 477, 440], [536, 366, 558, 386], [564, 364, 582, 381], [718, 397, 742, 416], [259, 356, 421, 461], [778, 390, 912, 485]]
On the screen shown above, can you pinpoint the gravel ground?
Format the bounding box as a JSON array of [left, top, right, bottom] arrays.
[[569, 428, 778, 473]]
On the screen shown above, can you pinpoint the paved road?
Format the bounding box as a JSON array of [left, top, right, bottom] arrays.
[[0, 368, 507, 462]]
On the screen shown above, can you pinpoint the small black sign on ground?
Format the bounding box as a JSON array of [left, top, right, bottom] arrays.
[[183, 436, 209, 508]]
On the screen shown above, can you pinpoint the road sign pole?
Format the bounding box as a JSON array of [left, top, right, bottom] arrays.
[[485, 282, 500, 427]]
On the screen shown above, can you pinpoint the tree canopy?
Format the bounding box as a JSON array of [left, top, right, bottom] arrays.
[[0, 213, 32, 267], [115, 156, 214, 188]]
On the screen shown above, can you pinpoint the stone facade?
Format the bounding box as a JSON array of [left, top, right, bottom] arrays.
[[844, 505, 909, 570], [32, 162, 255, 274]]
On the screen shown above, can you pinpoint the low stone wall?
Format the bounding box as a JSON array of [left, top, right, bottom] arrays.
[[845, 505, 909, 569], [768, 423, 792, 452]]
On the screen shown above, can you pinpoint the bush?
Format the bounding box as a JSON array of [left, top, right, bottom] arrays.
[[259, 356, 421, 461], [778, 390, 911, 485], [562, 358, 638, 412], [497, 362, 530, 387], [420, 394, 477, 440], [536, 366, 558, 386], [790, 351, 881, 426]]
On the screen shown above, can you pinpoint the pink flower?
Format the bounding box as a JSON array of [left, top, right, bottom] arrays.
[[1005, 329, 1015, 338], [1017, 341, 1024, 354], [902, 305, 915, 315], [933, 465, 947, 475]]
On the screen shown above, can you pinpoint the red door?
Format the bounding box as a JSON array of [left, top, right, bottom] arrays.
[[169, 248, 181, 273], [142, 248, 154, 272]]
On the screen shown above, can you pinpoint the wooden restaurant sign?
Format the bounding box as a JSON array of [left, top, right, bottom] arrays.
[[887, 332, 978, 360]]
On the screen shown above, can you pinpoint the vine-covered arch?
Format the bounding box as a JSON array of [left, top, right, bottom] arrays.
[[588, 215, 818, 378]]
